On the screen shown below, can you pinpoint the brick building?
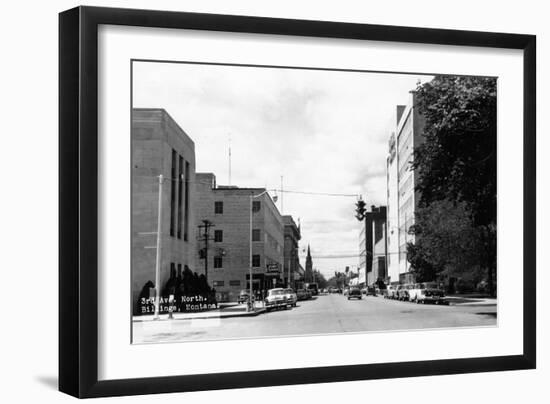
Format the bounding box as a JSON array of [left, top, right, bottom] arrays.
[[358, 206, 387, 286], [131, 108, 196, 314], [194, 173, 284, 302], [283, 215, 301, 288]]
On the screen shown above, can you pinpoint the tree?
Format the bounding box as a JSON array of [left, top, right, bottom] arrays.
[[408, 200, 484, 282], [312, 270, 328, 289], [412, 76, 497, 296], [413, 76, 497, 227]]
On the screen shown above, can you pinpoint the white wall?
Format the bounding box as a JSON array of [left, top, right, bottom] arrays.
[[0, 1, 547, 403]]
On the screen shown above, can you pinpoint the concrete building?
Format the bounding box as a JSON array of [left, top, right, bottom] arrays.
[[131, 108, 196, 314], [386, 92, 426, 284], [194, 173, 284, 302], [283, 215, 301, 289], [358, 206, 387, 286]]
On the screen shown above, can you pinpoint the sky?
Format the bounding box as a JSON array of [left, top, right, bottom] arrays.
[[133, 61, 432, 279]]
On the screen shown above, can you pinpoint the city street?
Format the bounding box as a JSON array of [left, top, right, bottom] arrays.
[[133, 293, 497, 344]]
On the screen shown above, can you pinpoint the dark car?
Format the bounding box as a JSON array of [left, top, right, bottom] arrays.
[[365, 285, 377, 296], [347, 287, 362, 300], [296, 289, 308, 301]]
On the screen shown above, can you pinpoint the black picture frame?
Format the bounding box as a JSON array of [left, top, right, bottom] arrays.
[[59, 5, 536, 398]]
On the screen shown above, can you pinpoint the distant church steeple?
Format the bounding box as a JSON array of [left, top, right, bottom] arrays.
[[305, 244, 313, 283]]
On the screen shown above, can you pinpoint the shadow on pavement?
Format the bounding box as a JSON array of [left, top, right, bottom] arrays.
[[475, 312, 497, 317], [35, 375, 58, 390]]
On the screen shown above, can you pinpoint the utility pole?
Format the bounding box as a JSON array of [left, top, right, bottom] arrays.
[[280, 176, 284, 214], [153, 174, 164, 320], [198, 219, 215, 284]]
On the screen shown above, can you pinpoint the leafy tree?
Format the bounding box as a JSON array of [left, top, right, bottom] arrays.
[[312, 270, 328, 289], [413, 76, 497, 226], [408, 200, 483, 281], [411, 76, 497, 295]]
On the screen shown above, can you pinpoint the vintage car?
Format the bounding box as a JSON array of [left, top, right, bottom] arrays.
[[347, 287, 362, 300], [283, 288, 298, 307], [264, 288, 289, 310], [365, 285, 378, 296], [396, 284, 412, 301], [409, 282, 447, 304], [386, 285, 399, 299], [296, 289, 309, 301]]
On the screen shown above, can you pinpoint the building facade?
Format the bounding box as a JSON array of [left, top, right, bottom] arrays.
[[131, 108, 196, 314], [283, 215, 301, 289], [386, 92, 426, 285], [194, 173, 284, 302], [358, 206, 387, 286]]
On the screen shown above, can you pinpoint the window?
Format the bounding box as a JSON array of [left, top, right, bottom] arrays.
[[252, 200, 261, 212], [214, 230, 223, 242], [229, 280, 241, 287], [170, 149, 177, 237], [177, 155, 183, 239], [184, 160, 190, 241], [214, 201, 223, 214], [170, 262, 176, 278], [214, 256, 223, 268], [252, 229, 261, 242], [252, 254, 261, 267], [213, 280, 224, 287]]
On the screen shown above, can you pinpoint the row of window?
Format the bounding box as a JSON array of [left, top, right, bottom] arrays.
[[169, 149, 190, 240], [211, 254, 262, 269], [211, 229, 262, 243], [214, 200, 261, 214], [212, 280, 242, 287]]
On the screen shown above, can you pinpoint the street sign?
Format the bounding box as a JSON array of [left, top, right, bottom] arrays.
[[266, 263, 279, 273]]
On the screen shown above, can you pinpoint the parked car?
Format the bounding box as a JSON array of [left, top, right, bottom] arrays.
[[396, 284, 412, 301], [296, 289, 308, 301], [237, 289, 250, 304], [264, 288, 290, 310], [365, 285, 377, 296], [408, 282, 447, 304], [386, 285, 399, 299], [347, 287, 362, 300], [283, 288, 298, 307], [305, 289, 313, 299]]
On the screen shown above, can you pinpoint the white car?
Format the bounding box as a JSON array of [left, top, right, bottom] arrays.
[[264, 288, 290, 310], [408, 282, 447, 304]]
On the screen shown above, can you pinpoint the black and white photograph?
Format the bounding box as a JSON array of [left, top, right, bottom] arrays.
[[131, 61, 498, 344]]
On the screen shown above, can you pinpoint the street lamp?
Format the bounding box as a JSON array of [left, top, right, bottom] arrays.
[[249, 190, 277, 312]]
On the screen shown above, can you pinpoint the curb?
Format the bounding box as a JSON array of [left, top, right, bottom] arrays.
[[133, 308, 267, 322]]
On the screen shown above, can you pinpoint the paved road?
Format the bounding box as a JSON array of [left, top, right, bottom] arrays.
[[133, 293, 497, 344]]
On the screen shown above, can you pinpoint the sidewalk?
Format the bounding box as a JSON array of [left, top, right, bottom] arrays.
[[445, 295, 497, 306], [133, 301, 266, 322]]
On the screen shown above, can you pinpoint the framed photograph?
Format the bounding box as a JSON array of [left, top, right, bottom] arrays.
[[59, 6, 536, 398]]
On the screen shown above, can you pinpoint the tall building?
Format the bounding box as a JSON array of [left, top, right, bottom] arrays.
[[358, 206, 387, 286], [131, 108, 196, 314], [283, 215, 301, 289], [305, 245, 313, 283], [386, 92, 426, 284], [194, 173, 284, 302]]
